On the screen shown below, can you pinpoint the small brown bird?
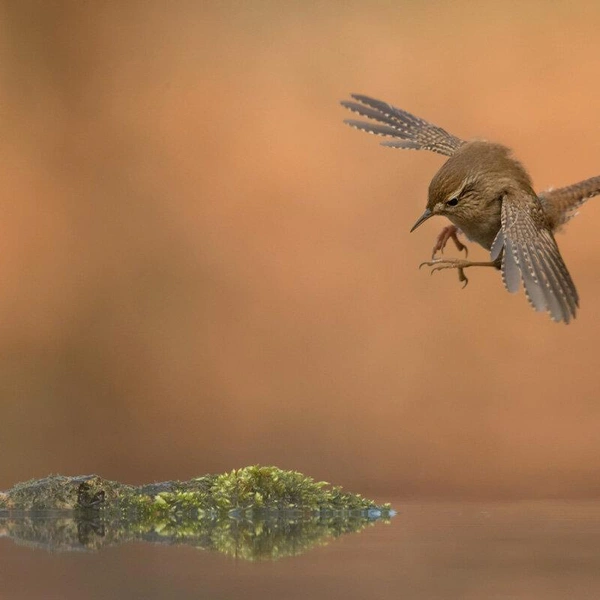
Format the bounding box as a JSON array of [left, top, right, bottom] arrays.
[[341, 94, 600, 323]]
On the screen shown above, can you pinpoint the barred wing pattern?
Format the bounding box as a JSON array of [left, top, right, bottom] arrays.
[[491, 191, 579, 323], [539, 175, 600, 229], [341, 94, 465, 157]]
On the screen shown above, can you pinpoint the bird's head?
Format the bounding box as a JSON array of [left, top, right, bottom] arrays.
[[410, 141, 533, 232]]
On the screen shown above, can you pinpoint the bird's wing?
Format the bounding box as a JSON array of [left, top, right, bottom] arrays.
[[490, 190, 579, 323], [538, 175, 600, 229], [340, 94, 465, 157]]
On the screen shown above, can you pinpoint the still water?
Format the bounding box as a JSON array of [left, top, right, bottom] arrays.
[[1, 500, 600, 600]]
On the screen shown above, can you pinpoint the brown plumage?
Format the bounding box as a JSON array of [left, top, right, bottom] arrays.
[[341, 94, 599, 323]]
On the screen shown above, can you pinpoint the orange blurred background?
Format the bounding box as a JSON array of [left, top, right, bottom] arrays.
[[1, 0, 600, 499]]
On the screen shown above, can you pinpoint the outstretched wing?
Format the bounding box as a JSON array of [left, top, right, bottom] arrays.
[[490, 190, 579, 323], [539, 175, 600, 229], [340, 94, 465, 156]]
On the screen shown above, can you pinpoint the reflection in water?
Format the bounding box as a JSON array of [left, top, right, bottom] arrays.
[[3, 501, 600, 599], [0, 511, 391, 560]]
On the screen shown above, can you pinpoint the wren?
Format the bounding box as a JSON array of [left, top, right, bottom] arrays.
[[341, 94, 600, 323]]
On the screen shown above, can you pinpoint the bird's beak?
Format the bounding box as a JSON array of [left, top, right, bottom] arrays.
[[410, 208, 433, 232]]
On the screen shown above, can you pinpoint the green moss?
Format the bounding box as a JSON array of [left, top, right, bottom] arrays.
[[208, 466, 386, 512], [1, 466, 391, 516], [127, 466, 390, 521]]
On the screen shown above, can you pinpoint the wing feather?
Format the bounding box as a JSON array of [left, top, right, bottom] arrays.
[[341, 94, 465, 157], [497, 191, 578, 323], [501, 238, 521, 294]]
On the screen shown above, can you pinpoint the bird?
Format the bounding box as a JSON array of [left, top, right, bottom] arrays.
[[341, 94, 600, 323]]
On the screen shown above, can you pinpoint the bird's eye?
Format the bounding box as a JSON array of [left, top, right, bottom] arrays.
[[446, 197, 459, 207]]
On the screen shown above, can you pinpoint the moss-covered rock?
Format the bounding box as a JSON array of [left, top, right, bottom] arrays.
[[0, 466, 392, 517]]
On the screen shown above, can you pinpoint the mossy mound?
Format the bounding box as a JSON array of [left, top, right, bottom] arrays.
[[0, 466, 392, 517]]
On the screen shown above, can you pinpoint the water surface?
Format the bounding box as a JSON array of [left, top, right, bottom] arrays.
[[1, 500, 600, 599]]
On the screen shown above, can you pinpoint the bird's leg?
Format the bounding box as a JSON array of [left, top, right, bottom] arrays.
[[419, 258, 498, 288], [431, 225, 468, 259]]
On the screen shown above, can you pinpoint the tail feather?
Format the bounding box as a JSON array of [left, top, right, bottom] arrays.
[[539, 175, 600, 230]]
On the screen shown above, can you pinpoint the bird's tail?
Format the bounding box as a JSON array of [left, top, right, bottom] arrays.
[[540, 175, 600, 230]]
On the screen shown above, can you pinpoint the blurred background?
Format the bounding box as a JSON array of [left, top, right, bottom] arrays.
[[1, 0, 600, 500]]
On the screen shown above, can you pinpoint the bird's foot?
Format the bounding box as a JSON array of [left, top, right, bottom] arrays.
[[419, 258, 498, 289], [420, 258, 471, 288], [431, 225, 468, 259]]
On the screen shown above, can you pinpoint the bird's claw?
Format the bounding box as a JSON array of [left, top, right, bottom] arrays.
[[419, 259, 469, 288]]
